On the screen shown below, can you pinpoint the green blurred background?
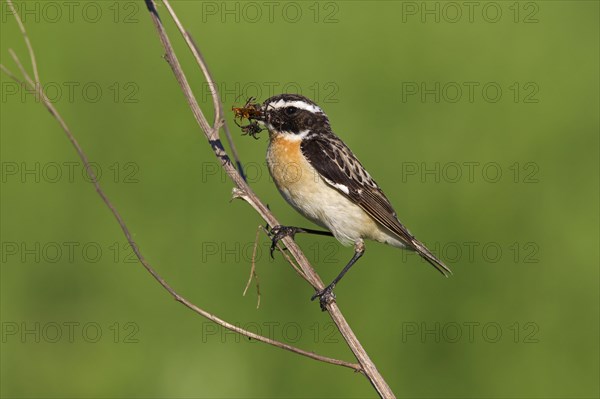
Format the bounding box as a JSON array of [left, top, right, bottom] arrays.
[[1, 1, 598, 398]]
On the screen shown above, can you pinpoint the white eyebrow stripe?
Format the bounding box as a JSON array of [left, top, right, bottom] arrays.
[[267, 99, 323, 114]]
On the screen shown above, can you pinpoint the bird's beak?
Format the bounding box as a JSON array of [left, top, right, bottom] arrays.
[[250, 106, 267, 128], [253, 110, 265, 122]]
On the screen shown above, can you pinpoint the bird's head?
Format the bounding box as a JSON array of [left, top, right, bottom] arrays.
[[233, 94, 330, 140]]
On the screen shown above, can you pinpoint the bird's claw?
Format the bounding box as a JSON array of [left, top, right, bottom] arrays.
[[269, 225, 301, 258], [311, 284, 336, 311]]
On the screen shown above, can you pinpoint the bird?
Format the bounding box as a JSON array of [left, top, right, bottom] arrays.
[[237, 93, 451, 309]]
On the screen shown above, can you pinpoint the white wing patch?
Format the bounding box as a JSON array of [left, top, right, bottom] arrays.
[[332, 182, 350, 195]]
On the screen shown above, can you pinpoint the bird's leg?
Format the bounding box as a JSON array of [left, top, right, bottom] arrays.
[[311, 241, 365, 311], [269, 225, 333, 258]]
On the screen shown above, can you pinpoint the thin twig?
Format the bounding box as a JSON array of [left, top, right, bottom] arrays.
[[243, 225, 261, 309], [5, 0, 39, 84], [0, 0, 362, 375], [243, 226, 259, 297], [0, 63, 25, 85]]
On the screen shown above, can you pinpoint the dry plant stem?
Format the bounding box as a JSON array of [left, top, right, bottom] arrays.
[[242, 226, 259, 297], [4, 0, 38, 84], [243, 225, 261, 309], [0, 0, 361, 374], [146, 1, 395, 397]]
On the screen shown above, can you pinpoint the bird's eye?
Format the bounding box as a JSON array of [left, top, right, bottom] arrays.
[[284, 107, 298, 116]]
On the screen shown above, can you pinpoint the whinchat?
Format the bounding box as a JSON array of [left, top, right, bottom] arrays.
[[234, 94, 451, 309]]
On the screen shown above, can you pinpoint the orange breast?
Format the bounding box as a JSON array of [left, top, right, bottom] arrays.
[[267, 134, 310, 188], [268, 134, 303, 163]]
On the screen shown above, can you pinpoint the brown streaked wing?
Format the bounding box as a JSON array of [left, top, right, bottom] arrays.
[[300, 135, 416, 245], [301, 134, 452, 276]]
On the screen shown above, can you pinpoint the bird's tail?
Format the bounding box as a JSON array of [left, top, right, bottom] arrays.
[[409, 238, 452, 277]]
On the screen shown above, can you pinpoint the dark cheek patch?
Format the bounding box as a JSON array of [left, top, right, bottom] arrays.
[[269, 115, 284, 131], [281, 118, 299, 133]]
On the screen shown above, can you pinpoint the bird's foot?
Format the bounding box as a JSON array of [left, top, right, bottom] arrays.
[[311, 284, 336, 311], [269, 225, 303, 258]]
